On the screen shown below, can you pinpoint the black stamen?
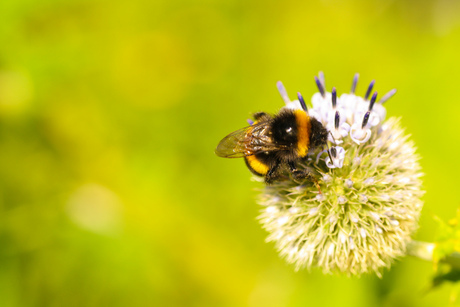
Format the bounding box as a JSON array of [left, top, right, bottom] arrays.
[[379, 89, 397, 104], [362, 111, 370, 128], [364, 80, 375, 100], [369, 92, 378, 111], [351, 73, 359, 93], [314, 76, 325, 97], [332, 87, 337, 108], [319, 71, 326, 89], [331, 147, 337, 158], [297, 92, 308, 112], [335, 111, 340, 129]]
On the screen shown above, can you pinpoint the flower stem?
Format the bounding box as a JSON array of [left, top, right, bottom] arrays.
[[407, 240, 460, 270], [407, 241, 435, 261]]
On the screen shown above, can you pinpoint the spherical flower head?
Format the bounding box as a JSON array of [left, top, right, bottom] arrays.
[[259, 73, 424, 276]]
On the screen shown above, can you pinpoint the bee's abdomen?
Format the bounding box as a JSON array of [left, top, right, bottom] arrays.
[[244, 153, 272, 176], [294, 109, 311, 157]]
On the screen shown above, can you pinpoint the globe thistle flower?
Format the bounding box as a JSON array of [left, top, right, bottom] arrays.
[[258, 73, 424, 276]]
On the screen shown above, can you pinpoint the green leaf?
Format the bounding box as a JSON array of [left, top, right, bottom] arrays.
[[430, 211, 460, 289]]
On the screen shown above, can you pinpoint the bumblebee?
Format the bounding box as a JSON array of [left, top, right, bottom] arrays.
[[215, 97, 329, 184]]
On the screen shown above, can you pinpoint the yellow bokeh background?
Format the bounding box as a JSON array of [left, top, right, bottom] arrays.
[[1, 0, 460, 306]]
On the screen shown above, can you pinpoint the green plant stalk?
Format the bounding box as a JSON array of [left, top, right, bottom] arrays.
[[407, 241, 460, 269]]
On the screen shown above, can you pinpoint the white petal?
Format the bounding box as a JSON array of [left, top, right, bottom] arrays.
[[350, 123, 372, 145]]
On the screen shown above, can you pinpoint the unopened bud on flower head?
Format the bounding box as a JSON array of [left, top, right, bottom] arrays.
[[259, 72, 424, 276]]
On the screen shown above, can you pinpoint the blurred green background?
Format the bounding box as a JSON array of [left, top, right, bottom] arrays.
[[1, 0, 460, 306]]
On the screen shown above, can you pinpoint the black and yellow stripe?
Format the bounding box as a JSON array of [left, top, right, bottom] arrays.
[[243, 109, 313, 177], [245, 153, 270, 176], [293, 109, 311, 158], [244, 119, 271, 176]]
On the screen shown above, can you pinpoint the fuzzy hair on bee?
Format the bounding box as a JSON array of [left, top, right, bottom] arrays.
[[215, 98, 329, 184]]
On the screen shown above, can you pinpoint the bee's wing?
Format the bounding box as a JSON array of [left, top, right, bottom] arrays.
[[215, 121, 279, 158]]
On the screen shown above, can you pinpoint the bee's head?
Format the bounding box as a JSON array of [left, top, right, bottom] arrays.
[[310, 117, 329, 148]]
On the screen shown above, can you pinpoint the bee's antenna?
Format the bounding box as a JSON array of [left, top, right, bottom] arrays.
[[325, 140, 334, 163], [297, 92, 308, 112], [379, 89, 397, 104], [364, 80, 375, 101]]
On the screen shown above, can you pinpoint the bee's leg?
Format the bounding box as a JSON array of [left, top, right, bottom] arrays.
[[265, 163, 281, 184], [288, 161, 322, 194], [288, 161, 306, 180]]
